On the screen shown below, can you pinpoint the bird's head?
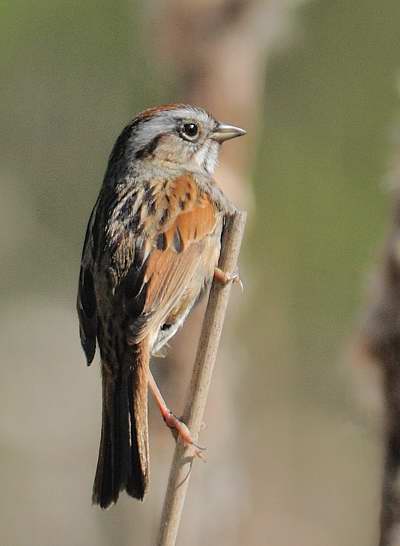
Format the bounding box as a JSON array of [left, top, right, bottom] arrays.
[[114, 104, 246, 176]]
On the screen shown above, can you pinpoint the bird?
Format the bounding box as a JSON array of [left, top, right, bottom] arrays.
[[77, 103, 246, 509]]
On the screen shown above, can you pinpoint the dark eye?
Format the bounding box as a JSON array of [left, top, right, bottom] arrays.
[[181, 122, 199, 140]]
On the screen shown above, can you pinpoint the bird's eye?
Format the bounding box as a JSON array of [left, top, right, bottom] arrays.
[[181, 122, 199, 140]]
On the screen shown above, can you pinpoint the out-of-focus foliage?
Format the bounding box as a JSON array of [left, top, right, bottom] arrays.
[[1, 1, 400, 545]]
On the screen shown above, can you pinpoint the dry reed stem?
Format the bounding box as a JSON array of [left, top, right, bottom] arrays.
[[157, 210, 247, 546]]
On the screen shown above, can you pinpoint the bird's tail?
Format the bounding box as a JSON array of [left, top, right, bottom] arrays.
[[92, 342, 150, 508]]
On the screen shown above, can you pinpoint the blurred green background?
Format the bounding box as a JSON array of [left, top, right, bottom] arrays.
[[1, 1, 399, 545]]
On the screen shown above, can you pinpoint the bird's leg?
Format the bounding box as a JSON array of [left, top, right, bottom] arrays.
[[214, 267, 243, 291], [148, 370, 206, 459]]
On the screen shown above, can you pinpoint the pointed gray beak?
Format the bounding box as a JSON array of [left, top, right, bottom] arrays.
[[211, 122, 246, 143]]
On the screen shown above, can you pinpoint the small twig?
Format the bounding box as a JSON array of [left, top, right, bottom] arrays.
[[357, 188, 400, 546], [157, 210, 247, 546]]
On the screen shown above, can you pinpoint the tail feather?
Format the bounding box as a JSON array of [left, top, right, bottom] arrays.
[[92, 342, 149, 508]]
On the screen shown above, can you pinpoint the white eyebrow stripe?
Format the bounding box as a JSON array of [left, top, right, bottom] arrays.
[[129, 107, 213, 152]]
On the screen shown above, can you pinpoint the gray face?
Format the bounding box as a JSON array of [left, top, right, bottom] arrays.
[[126, 105, 245, 176]]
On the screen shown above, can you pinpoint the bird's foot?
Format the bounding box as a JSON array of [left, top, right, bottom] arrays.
[[163, 411, 206, 460], [214, 267, 244, 292]]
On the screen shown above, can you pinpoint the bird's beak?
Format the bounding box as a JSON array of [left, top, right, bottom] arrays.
[[211, 122, 246, 143]]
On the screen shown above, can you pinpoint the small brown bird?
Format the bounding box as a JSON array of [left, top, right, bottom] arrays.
[[77, 104, 246, 508]]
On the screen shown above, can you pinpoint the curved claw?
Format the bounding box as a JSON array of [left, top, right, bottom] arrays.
[[232, 273, 244, 293], [192, 446, 207, 461], [214, 267, 244, 292]]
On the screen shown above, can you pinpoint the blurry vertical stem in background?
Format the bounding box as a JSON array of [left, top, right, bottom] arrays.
[[148, 2, 270, 542], [157, 211, 247, 546], [357, 188, 400, 546], [148, 1, 270, 540]]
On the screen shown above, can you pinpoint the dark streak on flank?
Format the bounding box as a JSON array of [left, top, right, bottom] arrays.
[[148, 200, 156, 216], [119, 195, 135, 219], [143, 183, 155, 207], [126, 212, 140, 233], [159, 209, 168, 226]]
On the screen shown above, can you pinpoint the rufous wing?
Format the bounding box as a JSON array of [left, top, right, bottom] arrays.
[[125, 174, 222, 342]]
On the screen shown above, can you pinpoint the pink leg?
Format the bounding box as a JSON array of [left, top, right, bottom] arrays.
[[148, 371, 206, 458], [214, 267, 243, 291]]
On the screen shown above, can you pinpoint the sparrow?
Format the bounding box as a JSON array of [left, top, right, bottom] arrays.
[[77, 104, 246, 509]]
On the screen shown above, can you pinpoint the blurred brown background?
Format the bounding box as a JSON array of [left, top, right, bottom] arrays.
[[1, 1, 400, 545]]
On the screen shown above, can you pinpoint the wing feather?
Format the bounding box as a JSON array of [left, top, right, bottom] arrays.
[[122, 174, 221, 343], [77, 198, 100, 364]]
